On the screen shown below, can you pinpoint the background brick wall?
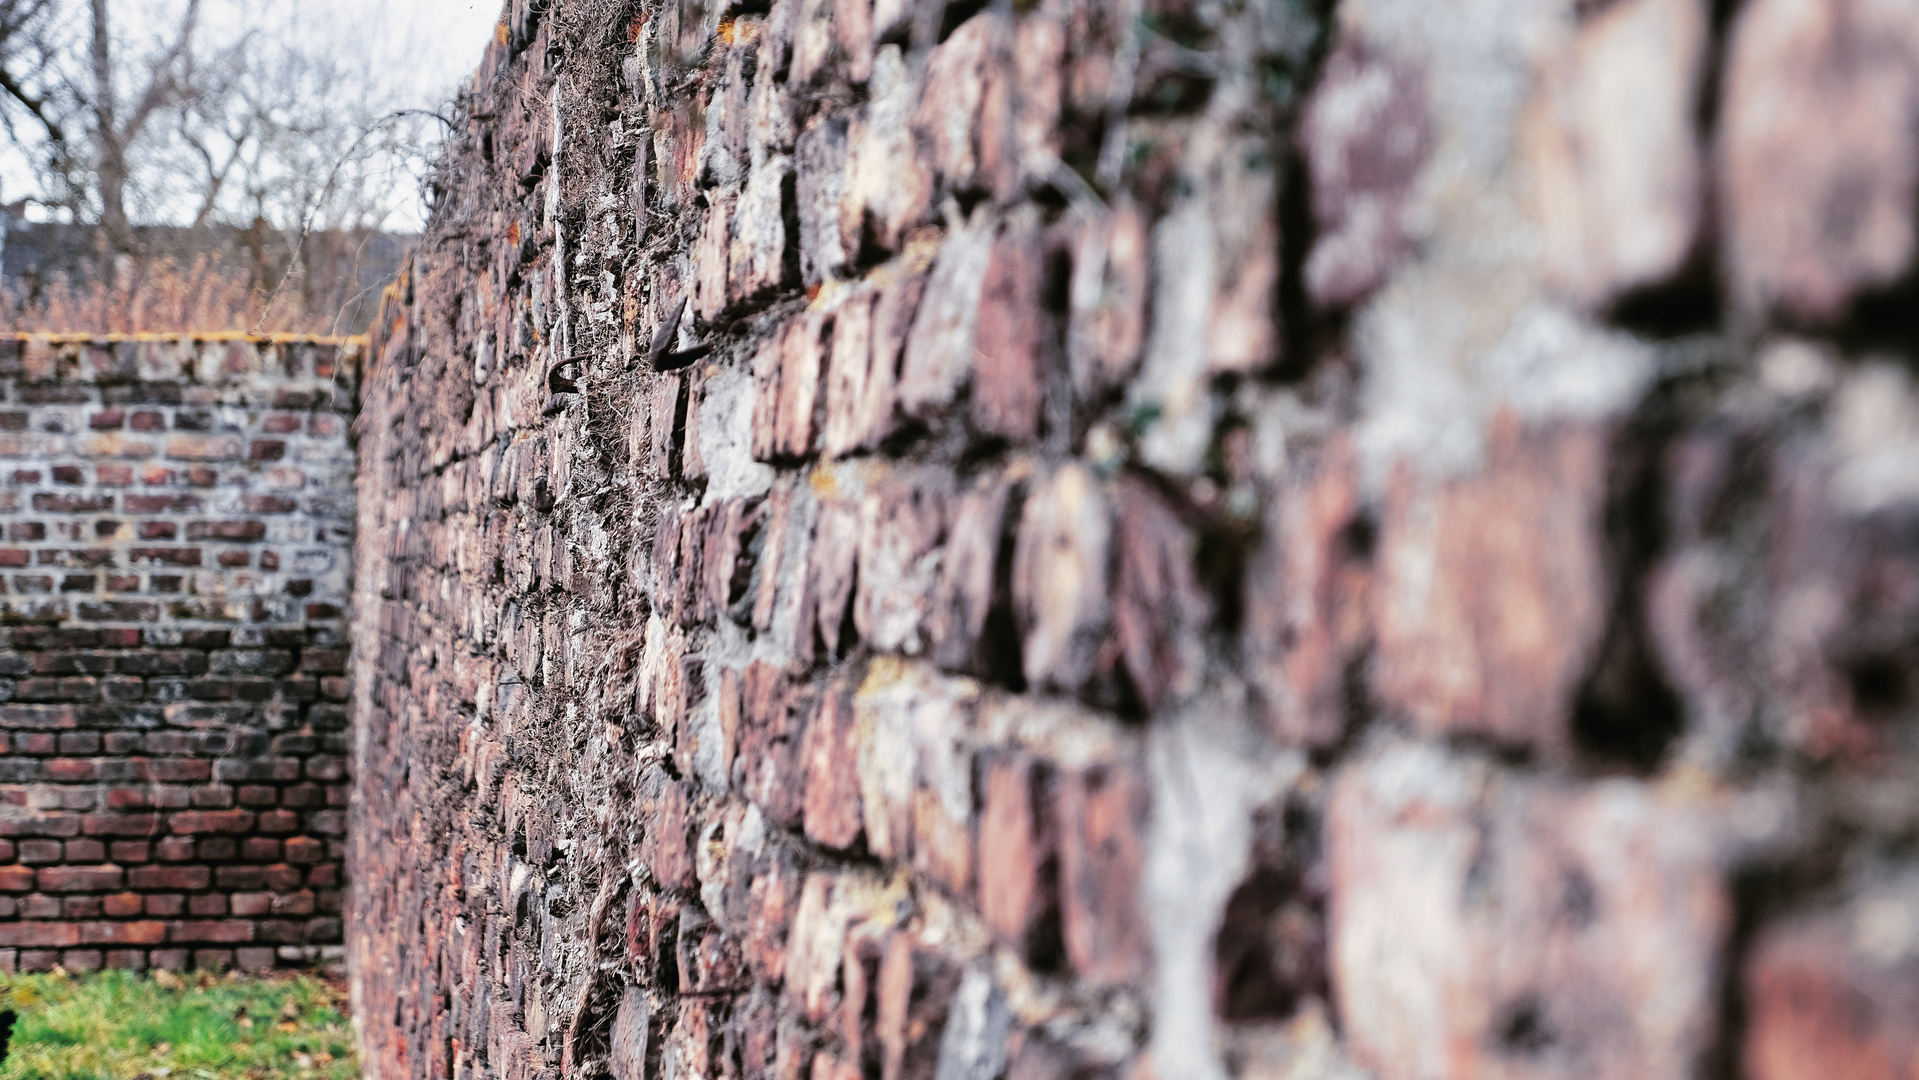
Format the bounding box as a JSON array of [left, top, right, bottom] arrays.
[[0, 333, 357, 974], [348, 0, 1919, 1079]]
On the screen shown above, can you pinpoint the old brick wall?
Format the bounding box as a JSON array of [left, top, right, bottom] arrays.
[[0, 333, 356, 974], [348, 0, 1919, 1078]]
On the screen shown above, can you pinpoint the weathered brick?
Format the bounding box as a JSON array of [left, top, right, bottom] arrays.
[[969, 213, 1048, 442], [165, 435, 243, 461], [1012, 464, 1109, 692], [1744, 885, 1919, 1080], [852, 469, 950, 655], [1328, 741, 1732, 1080], [0, 922, 80, 947], [79, 920, 166, 945], [186, 520, 267, 543], [801, 678, 862, 851], [979, 751, 1053, 953], [167, 809, 255, 834], [168, 919, 255, 943], [38, 864, 125, 892], [1720, 0, 1919, 319], [1372, 418, 1609, 755]]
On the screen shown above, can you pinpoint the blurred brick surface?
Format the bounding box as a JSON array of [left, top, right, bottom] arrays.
[[1720, 0, 1919, 320], [346, 2, 1919, 1080], [1745, 880, 1919, 1080], [1328, 741, 1733, 1080], [0, 333, 355, 972]]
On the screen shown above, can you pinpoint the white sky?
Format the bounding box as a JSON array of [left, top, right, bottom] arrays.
[[346, 0, 505, 111], [2, 0, 507, 230]]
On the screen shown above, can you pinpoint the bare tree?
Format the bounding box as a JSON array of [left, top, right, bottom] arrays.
[[82, 0, 203, 246], [0, 0, 63, 156], [0, 0, 464, 332], [0, 0, 450, 238]]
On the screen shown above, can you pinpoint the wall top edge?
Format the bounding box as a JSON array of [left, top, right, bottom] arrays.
[[3, 332, 367, 347]]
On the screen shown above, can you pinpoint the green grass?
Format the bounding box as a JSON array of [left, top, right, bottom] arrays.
[[0, 969, 358, 1080]]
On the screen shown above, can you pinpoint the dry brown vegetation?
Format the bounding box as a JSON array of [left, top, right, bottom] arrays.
[[0, 229, 411, 335], [0, 254, 289, 334]]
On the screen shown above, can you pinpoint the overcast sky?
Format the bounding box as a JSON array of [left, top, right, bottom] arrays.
[[345, 0, 504, 114], [2, 0, 506, 230]]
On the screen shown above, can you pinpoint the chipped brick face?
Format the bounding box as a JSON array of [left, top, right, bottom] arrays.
[[0, 333, 356, 974], [350, 1, 1919, 1080]]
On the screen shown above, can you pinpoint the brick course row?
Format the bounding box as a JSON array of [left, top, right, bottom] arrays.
[[0, 334, 356, 973], [351, 0, 1919, 1079]]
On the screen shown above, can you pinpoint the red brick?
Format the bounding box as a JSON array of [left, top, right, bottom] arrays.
[[82, 812, 161, 836], [1111, 477, 1211, 710], [143, 759, 211, 782], [969, 216, 1048, 442], [37, 864, 124, 892], [144, 894, 185, 916], [1372, 418, 1608, 755], [801, 680, 862, 851], [168, 920, 255, 944], [165, 435, 242, 461], [241, 837, 282, 861], [63, 895, 103, 919], [283, 837, 324, 864], [1056, 763, 1149, 986], [128, 865, 210, 890], [875, 935, 957, 1080], [128, 547, 201, 566], [1243, 436, 1372, 747], [271, 890, 315, 916], [1299, 42, 1429, 307], [1744, 893, 1919, 1080], [1720, 0, 1919, 320], [79, 921, 166, 945], [166, 809, 254, 834], [109, 840, 150, 863], [103, 891, 143, 916], [230, 891, 272, 916], [17, 839, 59, 863], [152, 836, 195, 861], [1012, 464, 1111, 692], [647, 780, 693, 892], [0, 922, 79, 947], [851, 469, 952, 655], [738, 665, 809, 831], [1328, 741, 1730, 1080], [185, 520, 266, 543], [63, 839, 105, 861], [979, 752, 1054, 953]]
